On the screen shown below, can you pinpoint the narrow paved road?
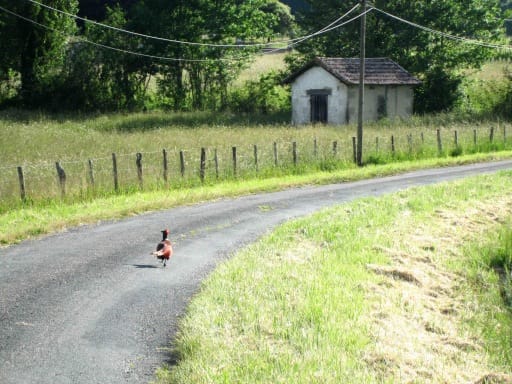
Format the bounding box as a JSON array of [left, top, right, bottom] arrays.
[[1, 160, 511, 384]]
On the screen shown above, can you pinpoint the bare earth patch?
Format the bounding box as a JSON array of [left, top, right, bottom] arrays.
[[364, 198, 512, 383]]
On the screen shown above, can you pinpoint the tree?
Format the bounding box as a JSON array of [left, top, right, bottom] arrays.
[[260, 0, 295, 38], [0, 0, 289, 111], [77, 0, 137, 21], [0, 0, 78, 106], [280, 0, 308, 13], [59, 5, 153, 110], [293, 0, 506, 112], [128, 0, 278, 111]]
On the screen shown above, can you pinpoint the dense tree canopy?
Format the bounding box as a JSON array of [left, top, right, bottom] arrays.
[[0, 0, 78, 106], [280, 0, 308, 13], [0, 0, 280, 110], [77, 0, 136, 20], [124, 0, 279, 110]]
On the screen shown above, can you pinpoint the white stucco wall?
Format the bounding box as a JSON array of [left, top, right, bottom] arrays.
[[347, 85, 414, 123], [394, 86, 415, 118], [291, 67, 415, 125], [291, 67, 348, 125], [347, 85, 415, 124]]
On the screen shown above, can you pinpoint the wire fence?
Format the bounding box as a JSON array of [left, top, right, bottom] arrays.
[[1, 126, 509, 205]]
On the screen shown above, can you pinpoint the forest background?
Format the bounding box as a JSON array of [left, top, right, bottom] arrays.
[[1, 0, 512, 117]]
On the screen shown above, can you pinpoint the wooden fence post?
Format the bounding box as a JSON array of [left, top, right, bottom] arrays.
[[454, 130, 458, 147], [162, 149, 168, 183], [375, 136, 379, 153], [56, 162, 66, 197], [490, 127, 495, 143], [17, 166, 26, 201], [232, 146, 237, 176], [253, 144, 258, 172], [214, 149, 219, 179], [200, 148, 206, 183], [136, 152, 143, 189], [352, 137, 357, 163], [473, 129, 477, 146], [391, 135, 395, 156], [88, 159, 95, 188], [112, 153, 119, 192], [292, 141, 297, 165], [437, 129, 443, 154], [179, 151, 185, 177], [421, 132, 424, 144], [332, 141, 338, 156], [314, 138, 318, 158], [273, 142, 278, 166]]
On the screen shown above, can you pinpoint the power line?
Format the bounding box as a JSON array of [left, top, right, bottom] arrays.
[[288, 5, 364, 47], [26, 0, 362, 49], [2, 2, 366, 62], [266, 4, 367, 53], [0, 4, 251, 62], [373, 7, 512, 51], [26, 0, 249, 48], [292, 4, 360, 43], [10, 1, 508, 65]]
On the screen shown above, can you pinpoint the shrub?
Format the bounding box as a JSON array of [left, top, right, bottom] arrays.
[[450, 145, 463, 157], [414, 67, 462, 113], [456, 62, 512, 119], [228, 71, 290, 114]]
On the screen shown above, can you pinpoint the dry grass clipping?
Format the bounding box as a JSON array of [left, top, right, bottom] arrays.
[[364, 198, 512, 384]]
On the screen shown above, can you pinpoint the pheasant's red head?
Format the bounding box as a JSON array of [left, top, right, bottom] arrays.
[[162, 229, 169, 236]]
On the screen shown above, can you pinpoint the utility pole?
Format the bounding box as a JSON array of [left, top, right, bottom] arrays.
[[357, 0, 367, 166]]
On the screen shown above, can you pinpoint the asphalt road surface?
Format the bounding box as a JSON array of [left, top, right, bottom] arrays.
[[1, 160, 512, 384]]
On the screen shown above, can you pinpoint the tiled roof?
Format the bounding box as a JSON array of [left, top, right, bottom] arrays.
[[286, 57, 421, 86]]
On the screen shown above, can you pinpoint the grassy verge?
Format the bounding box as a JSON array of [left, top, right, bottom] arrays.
[[154, 171, 512, 384], [2, 151, 511, 246], [461, 225, 512, 371]]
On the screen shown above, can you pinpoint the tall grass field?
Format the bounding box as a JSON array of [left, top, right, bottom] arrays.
[[1, 109, 511, 211]]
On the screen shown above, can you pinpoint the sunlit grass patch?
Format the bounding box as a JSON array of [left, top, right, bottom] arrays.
[[158, 200, 395, 383], [156, 172, 512, 384]]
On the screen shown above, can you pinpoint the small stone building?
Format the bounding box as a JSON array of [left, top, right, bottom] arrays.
[[285, 57, 421, 125]]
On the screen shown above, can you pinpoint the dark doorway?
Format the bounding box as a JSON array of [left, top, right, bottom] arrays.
[[310, 94, 328, 123], [377, 95, 387, 119]]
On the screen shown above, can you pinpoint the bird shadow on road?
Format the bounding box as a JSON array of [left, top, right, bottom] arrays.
[[131, 264, 160, 269]]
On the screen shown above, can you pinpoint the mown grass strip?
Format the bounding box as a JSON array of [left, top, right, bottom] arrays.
[[155, 171, 512, 384]]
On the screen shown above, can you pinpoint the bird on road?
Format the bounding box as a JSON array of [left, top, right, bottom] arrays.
[[151, 229, 173, 267]]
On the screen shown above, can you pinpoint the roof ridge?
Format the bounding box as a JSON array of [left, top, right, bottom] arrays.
[[313, 57, 420, 85], [284, 57, 421, 86]]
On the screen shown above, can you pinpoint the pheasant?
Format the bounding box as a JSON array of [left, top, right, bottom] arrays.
[[151, 229, 173, 267]]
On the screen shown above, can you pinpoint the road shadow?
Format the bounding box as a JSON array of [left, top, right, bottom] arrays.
[[131, 264, 159, 269]]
